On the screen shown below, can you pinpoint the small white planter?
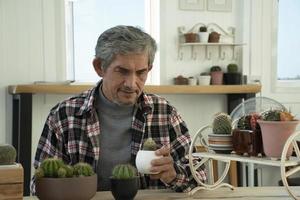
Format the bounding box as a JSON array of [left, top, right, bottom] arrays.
[[198, 75, 211, 85], [136, 150, 161, 174], [198, 32, 209, 43]]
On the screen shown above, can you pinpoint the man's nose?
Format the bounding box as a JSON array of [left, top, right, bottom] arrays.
[[124, 74, 137, 88]]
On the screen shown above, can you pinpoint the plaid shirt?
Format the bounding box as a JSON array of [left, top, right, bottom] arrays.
[[31, 82, 206, 194]]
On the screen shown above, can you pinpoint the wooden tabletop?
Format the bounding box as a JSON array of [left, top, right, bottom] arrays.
[[24, 186, 300, 200], [8, 84, 261, 95]]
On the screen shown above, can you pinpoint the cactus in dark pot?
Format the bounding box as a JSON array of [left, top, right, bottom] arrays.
[[73, 162, 94, 177], [227, 63, 238, 73], [0, 144, 17, 165], [142, 138, 157, 151], [212, 112, 232, 134], [112, 164, 137, 179]]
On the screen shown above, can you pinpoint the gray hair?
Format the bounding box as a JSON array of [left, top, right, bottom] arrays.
[[95, 25, 157, 70]]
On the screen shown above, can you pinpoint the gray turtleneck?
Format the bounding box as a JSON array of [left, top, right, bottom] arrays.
[[95, 87, 134, 191]]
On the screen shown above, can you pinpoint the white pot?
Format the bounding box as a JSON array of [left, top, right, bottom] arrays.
[[198, 32, 209, 43], [136, 150, 161, 174], [188, 77, 197, 85], [198, 75, 211, 85]]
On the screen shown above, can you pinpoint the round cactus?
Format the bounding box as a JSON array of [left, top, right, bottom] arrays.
[[199, 26, 207, 32], [57, 167, 67, 178], [40, 158, 65, 178], [227, 63, 238, 73], [0, 144, 17, 165], [73, 162, 94, 177], [261, 109, 282, 121], [212, 112, 232, 134], [112, 164, 137, 179], [142, 138, 157, 151], [35, 167, 45, 179]]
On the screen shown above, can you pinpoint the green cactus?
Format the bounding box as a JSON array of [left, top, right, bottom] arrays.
[[57, 167, 67, 178], [73, 162, 94, 177], [261, 109, 281, 121], [40, 158, 65, 178], [35, 167, 45, 179], [142, 138, 157, 151], [199, 26, 207, 32], [237, 115, 252, 130], [210, 66, 222, 72], [227, 63, 238, 73], [112, 164, 137, 179], [0, 144, 17, 165], [212, 112, 232, 134]]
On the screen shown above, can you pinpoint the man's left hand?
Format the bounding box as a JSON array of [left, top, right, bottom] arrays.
[[149, 145, 177, 184]]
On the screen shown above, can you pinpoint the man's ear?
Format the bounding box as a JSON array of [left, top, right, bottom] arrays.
[[93, 58, 104, 77]]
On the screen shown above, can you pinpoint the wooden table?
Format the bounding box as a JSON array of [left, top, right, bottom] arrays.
[[24, 186, 300, 200]]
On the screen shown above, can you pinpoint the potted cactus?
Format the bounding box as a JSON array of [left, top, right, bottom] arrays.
[[210, 66, 223, 85], [0, 144, 16, 165], [198, 26, 209, 43], [136, 138, 161, 174], [257, 109, 299, 159], [110, 164, 139, 200], [208, 112, 233, 154], [35, 158, 97, 200], [232, 113, 264, 156], [224, 63, 242, 85]]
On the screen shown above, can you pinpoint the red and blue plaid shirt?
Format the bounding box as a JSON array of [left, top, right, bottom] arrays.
[[31, 82, 206, 194]]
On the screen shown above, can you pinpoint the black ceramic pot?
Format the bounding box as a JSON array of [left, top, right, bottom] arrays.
[[224, 73, 242, 85], [110, 177, 139, 200]]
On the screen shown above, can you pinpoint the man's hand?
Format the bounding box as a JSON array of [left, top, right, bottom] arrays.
[[149, 145, 177, 184]]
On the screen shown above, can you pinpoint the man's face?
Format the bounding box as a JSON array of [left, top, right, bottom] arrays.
[[94, 54, 150, 106]]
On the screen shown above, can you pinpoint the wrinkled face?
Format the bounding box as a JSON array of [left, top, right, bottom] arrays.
[[93, 54, 150, 106]]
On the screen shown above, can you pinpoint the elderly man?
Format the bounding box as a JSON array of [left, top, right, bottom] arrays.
[[32, 25, 205, 193]]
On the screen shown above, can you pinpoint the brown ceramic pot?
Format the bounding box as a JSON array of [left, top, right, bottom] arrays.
[[232, 129, 263, 156], [208, 31, 220, 43], [36, 174, 97, 200]]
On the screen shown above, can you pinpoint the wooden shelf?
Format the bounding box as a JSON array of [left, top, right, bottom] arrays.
[[8, 84, 261, 95]]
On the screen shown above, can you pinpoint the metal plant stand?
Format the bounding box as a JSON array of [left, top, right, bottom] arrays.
[[188, 126, 300, 200]]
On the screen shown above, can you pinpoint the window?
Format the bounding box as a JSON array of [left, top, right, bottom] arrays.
[[65, 0, 160, 84], [277, 0, 300, 82]]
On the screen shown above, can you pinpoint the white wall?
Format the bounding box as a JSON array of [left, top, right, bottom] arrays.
[[1, 0, 300, 186]]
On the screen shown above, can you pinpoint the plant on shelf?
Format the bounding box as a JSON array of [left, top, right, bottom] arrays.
[[35, 158, 97, 200], [208, 31, 221, 43], [224, 63, 242, 85], [110, 164, 139, 200], [257, 109, 298, 159], [0, 144, 16, 165], [208, 112, 233, 154], [198, 26, 209, 43], [183, 32, 198, 43], [232, 113, 263, 156], [210, 66, 223, 85]]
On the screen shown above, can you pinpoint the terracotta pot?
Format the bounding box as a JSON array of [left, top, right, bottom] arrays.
[[232, 129, 263, 156], [208, 31, 220, 43], [184, 33, 198, 43], [36, 174, 97, 200], [257, 120, 299, 158], [110, 177, 139, 200]]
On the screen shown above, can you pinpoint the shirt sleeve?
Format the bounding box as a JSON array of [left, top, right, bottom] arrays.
[[166, 107, 206, 192]]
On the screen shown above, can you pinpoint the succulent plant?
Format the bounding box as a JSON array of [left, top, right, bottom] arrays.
[[0, 144, 17, 165], [112, 164, 137, 179], [237, 113, 260, 131], [35, 167, 45, 178], [40, 158, 65, 178], [199, 26, 207, 32], [227, 63, 238, 73], [210, 66, 222, 72], [142, 138, 157, 151], [261, 109, 294, 121], [73, 162, 94, 177], [212, 112, 232, 134]]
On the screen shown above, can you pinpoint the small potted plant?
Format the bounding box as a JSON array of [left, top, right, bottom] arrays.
[[35, 158, 97, 200], [224, 63, 242, 85], [198, 26, 209, 43], [257, 109, 298, 159], [208, 113, 233, 154], [198, 72, 211, 85], [208, 31, 221, 43], [110, 164, 139, 200], [232, 113, 264, 156], [210, 66, 223, 85], [136, 138, 160, 174], [183, 32, 198, 43]]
